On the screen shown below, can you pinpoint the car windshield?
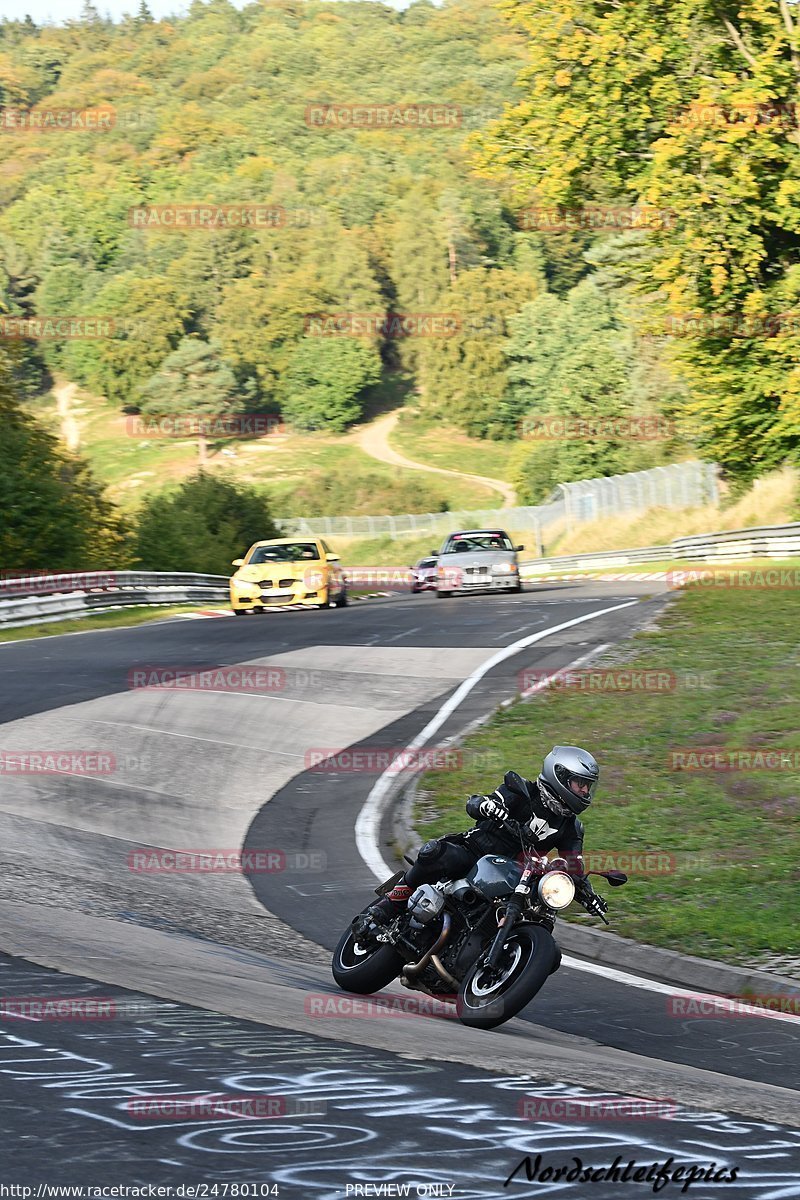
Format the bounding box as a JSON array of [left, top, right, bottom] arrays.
[[248, 543, 320, 564], [442, 533, 513, 554]]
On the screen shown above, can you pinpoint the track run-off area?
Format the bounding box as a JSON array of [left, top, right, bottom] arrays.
[[0, 581, 798, 1198]]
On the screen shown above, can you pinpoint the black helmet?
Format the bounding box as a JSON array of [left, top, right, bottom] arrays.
[[538, 746, 599, 816]]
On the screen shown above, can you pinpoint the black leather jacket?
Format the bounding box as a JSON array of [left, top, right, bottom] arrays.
[[464, 770, 585, 864]]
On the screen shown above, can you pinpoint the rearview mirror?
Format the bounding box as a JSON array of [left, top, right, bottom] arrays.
[[231, 558, 244, 567], [516, 544, 524, 551], [326, 553, 339, 562], [601, 870, 628, 886]]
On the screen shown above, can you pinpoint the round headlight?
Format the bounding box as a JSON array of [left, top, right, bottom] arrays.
[[538, 870, 575, 910]]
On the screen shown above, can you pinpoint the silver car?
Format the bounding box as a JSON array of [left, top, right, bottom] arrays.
[[435, 529, 524, 597]]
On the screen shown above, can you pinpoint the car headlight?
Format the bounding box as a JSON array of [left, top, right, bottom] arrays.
[[232, 578, 256, 592], [494, 563, 516, 574], [538, 871, 575, 910]]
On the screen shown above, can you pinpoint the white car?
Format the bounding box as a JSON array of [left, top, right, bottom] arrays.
[[410, 556, 438, 593]]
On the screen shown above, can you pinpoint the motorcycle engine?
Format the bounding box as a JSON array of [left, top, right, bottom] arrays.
[[441, 900, 498, 979], [407, 883, 446, 925]]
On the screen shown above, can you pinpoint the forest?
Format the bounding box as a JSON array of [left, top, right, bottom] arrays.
[[1, 0, 798, 568]]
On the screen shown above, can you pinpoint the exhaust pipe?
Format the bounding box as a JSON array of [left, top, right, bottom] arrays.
[[430, 953, 460, 991], [402, 913, 451, 980]]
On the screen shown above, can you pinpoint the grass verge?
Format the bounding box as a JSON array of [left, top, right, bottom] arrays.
[[546, 467, 797, 556], [41, 385, 500, 515], [391, 410, 515, 481], [414, 585, 800, 966], [0, 605, 216, 643]]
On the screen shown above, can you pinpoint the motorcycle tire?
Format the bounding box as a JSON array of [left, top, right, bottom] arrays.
[[456, 923, 556, 1030], [331, 925, 404, 994]]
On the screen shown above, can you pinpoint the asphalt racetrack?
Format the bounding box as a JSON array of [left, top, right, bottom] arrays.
[[1, 582, 798, 1198]]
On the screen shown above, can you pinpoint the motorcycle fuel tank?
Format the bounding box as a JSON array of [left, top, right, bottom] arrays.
[[467, 855, 522, 899]]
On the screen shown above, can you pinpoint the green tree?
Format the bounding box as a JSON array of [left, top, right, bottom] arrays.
[[65, 273, 189, 410], [417, 266, 539, 436], [138, 337, 245, 463], [132, 473, 278, 574], [280, 337, 381, 432], [475, 0, 800, 479], [504, 280, 672, 500], [0, 365, 126, 571]]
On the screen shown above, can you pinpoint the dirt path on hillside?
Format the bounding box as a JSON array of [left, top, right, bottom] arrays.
[[351, 411, 516, 507], [55, 380, 80, 452]]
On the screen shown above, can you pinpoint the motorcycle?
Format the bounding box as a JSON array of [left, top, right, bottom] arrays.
[[332, 813, 627, 1030]]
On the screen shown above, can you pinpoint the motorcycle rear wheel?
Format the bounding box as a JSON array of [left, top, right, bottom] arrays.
[[331, 926, 404, 994], [456, 923, 555, 1030]]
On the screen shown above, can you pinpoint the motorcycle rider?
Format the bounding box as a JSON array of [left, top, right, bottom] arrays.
[[364, 746, 609, 935]]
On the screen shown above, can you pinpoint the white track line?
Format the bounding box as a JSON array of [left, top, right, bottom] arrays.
[[354, 599, 798, 1019], [560, 957, 798, 1024]]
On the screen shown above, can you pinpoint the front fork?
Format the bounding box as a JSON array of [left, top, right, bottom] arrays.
[[484, 857, 539, 970]]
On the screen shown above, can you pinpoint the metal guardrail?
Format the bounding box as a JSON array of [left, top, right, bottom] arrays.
[[518, 522, 800, 575], [0, 572, 230, 629], [0, 568, 412, 628], [0, 571, 229, 597], [673, 522, 800, 560]]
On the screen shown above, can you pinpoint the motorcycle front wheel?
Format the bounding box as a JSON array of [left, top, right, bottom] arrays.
[[331, 926, 404, 994], [456, 923, 555, 1030]]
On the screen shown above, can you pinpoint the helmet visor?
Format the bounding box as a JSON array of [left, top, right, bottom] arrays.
[[554, 764, 598, 808], [568, 774, 596, 802]]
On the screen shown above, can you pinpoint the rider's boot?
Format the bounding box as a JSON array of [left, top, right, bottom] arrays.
[[355, 882, 413, 931]]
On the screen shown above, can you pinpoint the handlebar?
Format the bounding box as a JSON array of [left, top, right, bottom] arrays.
[[481, 807, 626, 920]]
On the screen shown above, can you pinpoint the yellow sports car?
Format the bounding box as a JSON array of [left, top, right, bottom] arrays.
[[230, 538, 348, 614]]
